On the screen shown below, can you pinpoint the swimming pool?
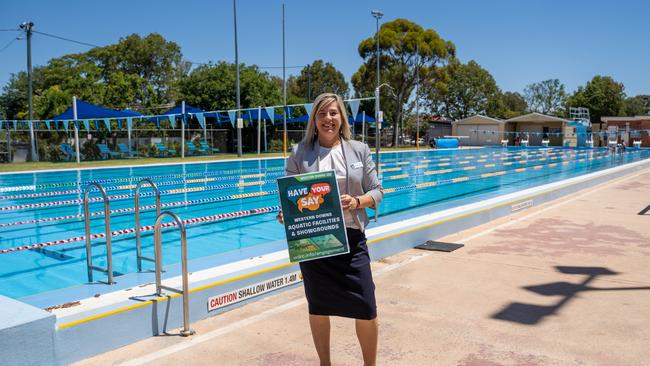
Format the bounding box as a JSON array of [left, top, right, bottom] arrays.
[[1, 147, 649, 300]]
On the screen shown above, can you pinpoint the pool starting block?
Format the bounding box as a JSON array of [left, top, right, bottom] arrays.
[[520, 138, 529, 147]]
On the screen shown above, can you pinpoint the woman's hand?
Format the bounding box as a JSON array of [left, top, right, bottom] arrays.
[[340, 194, 358, 210], [276, 210, 284, 224]]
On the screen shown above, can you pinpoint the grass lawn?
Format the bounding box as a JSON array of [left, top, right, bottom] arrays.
[[0, 146, 429, 173]]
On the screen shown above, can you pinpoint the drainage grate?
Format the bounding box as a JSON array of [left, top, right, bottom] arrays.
[[415, 240, 464, 252]]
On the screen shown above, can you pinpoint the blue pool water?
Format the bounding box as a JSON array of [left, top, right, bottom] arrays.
[[1, 147, 649, 299]]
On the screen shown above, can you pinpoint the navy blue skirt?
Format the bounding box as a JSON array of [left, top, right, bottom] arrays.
[[299, 228, 377, 320]]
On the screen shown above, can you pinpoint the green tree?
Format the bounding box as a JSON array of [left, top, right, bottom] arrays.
[[502, 91, 527, 118], [88, 33, 189, 111], [352, 18, 455, 146], [566, 75, 626, 124], [426, 60, 502, 120], [622, 95, 650, 116], [523, 79, 566, 115], [0, 33, 186, 120], [179, 62, 282, 110], [288, 60, 349, 102], [0, 73, 30, 120]]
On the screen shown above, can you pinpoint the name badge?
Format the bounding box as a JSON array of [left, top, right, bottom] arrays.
[[351, 162, 363, 169]]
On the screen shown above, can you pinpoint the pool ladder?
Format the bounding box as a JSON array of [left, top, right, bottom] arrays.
[[83, 182, 115, 284], [135, 178, 194, 336], [153, 211, 195, 336], [134, 178, 161, 272]]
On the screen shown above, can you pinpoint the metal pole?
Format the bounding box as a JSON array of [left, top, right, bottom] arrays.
[[257, 106, 261, 155], [371, 10, 383, 172], [135, 178, 160, 272], [5, 123, 10, 162], [282, 3, 287, 158], [307, 64, 311, 102], [20, 22, 38, 162], [181, 101, 185, 158], [127, 118, 132, 156], [83, 182, 113, 284], [179, 225, 192, 336], [415, 43, 420, 150], [375, 88, 381, 171], [153, 211, 195, 337], [73, 96, 80, 163], [362, 111, 366, 143], [371, 10, 383, 223], [234, 0, 242, 157], [263, 113, 267, 152]]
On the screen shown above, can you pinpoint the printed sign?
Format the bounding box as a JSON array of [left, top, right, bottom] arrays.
[[207, 271, 301, 312], [277, 170, 349, 262], [511, 199, 533, 212]]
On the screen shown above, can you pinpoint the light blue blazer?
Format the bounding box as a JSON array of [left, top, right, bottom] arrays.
[[285, 138, 383, 232]]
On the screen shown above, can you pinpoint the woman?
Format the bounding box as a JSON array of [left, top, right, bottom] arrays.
[[277, 93, 383, 366]]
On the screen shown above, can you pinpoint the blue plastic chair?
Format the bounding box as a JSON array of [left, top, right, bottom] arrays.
[[154, 143, 176, 157], [59, 143, 77, 161], [199, 141, 220, 154], [117, 143, 138, 158], [97, 144, 121, 159]]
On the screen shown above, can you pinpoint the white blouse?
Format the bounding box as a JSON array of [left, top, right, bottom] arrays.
[[318, 144, 359, 229]]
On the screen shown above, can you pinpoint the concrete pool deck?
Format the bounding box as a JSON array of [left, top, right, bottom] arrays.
[[75, 166, 650, 365]]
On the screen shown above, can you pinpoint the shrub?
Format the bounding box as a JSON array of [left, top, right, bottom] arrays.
[[268, 138, 297, 152], [82, 140, 100, 160]]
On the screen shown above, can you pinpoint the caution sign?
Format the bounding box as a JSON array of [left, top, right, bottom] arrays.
[[207, 271, 301, 312]]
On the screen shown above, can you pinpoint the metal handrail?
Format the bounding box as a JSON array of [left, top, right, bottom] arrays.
[[153, 211, 195, 337], [134, 178, 161, 272], [83, 182, 115, 284]]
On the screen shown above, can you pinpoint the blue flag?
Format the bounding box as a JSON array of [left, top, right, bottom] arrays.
[[228, 111, 236, 127], [195, 113, 205, 128], [304, 103, 314, 119], [264, 107, 275, 123]]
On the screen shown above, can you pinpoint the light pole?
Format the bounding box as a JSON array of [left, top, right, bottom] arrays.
[[233, 0, 242, 157], [20, 21, 38, 162], [371, 10, 383, 222], [415, 43, 420, 150], [282, 3, 287, 158], [371, 10, 383, 170]]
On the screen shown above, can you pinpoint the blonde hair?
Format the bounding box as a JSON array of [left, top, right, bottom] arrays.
[[302, 93, 351, 149]]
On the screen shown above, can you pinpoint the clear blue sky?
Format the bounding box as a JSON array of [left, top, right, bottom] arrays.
[[2, 0, 649, 97]]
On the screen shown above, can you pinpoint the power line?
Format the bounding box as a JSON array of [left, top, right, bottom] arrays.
[[0, 37, 18, 53], [0, 29, 19, 32], [32, 30, 100, 48]]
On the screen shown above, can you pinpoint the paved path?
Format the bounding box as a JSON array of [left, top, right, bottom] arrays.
[[76, 167, 650, 366]]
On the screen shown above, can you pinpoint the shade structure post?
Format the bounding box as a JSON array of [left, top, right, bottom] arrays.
[[181, 101, 185, 159], [202, 110, 207, 145], [28, 120, 37, 162], [257, 106, 261, 155], [73, 96, 80, 164], [127, 118, 132, 154], [362, 111, 366, 143], [263, 114, 267, 152]]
